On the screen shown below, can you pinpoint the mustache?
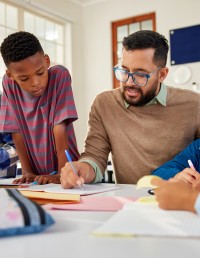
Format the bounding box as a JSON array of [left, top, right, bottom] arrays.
[[123, 86, 142, 92]]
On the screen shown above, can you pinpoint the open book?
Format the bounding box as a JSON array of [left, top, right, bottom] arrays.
[[93, 201, 200, 238], [44, 196, 137, 211], [18, 183, 120, 205]]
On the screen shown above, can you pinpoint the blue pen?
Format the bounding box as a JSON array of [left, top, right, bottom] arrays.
[[65, 150, 84, 190], [32, 171, 58, 185]]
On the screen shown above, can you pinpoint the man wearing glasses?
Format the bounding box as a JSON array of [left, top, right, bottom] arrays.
[[60, 30, 200, 188]]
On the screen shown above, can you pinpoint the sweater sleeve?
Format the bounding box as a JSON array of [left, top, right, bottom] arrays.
[[152, 139, 200, 179], [80, 94, 111, 174]]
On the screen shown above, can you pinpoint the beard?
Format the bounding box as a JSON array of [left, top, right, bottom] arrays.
[[121, 79, 159, 107]]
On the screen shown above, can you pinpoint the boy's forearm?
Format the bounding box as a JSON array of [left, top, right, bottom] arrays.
[[53, 122, 69, 173]]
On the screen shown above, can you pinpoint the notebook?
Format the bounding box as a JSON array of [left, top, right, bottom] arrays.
[[0, 178, 32, 188], [20, 190, 80, 205], [43, 183, 121, 195], [19, 183, 120, 205], [1, 179, 120, 196], [44, 196, 137, 211]]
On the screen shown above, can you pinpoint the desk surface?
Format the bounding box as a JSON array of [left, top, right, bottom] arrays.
[[0, 184, 199, 258]]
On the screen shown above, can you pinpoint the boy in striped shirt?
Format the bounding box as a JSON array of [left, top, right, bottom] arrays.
[[0, 31, 79, 184]]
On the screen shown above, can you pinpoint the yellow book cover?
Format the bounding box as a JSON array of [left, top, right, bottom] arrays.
[[20, 190, 80, 205]]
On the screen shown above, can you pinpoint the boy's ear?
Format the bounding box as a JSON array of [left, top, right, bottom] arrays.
[[44, 54, 50, 68], [6, 69, 14, 80]]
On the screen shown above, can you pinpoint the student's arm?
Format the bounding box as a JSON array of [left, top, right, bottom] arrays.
[[152, 139, 200, 180], [152, 165, 180, 180], [34, 122, 69, 185], [12, 132, 36, 183], [53, 121, 69, 174]]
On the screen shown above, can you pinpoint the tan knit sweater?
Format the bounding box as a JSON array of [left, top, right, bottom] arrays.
[[80, 86, 200, 184]]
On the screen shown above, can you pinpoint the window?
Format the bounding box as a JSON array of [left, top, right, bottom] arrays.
[[0, 2, 18, 91], [24, 11, 64, 66], [0, 0, 67, 93], [112, 12, 156, 88]]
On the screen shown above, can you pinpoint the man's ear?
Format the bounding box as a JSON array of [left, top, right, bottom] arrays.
[[6, 69, 14, 80], [159, 67, 169, 83]]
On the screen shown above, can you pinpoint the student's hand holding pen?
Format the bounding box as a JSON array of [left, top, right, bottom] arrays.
[[60, 160, 95, 189], [173, 168, 200, 184], [172, 159, 199, 184]]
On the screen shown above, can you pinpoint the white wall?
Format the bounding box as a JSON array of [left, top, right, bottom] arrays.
[[82, 0, 200, 98], [8, 0, 200, 152], [81, 0, 200, 150]]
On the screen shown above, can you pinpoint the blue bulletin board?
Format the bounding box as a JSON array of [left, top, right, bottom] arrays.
[[170, 24, 200, 65]]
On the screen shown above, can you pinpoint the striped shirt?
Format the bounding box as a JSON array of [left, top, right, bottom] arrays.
[[0, 65, 79, 175]]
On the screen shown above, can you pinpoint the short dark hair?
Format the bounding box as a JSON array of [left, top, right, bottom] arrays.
[[0, 31, 44, 67], [122, 30, 169, 66]]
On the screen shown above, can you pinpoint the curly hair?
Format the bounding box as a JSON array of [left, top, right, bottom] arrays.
[[122, 30, 169, 67], [0, 31, 44, 67]]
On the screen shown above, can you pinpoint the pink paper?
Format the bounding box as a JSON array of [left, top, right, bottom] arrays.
[[43, 196, 137, 211]]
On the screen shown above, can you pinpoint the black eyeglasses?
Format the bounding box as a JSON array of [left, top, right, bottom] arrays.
[[113, 66, 162, 87]]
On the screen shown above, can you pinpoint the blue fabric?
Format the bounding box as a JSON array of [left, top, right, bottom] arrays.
[[0, 189, 55, 237], [0, 133, 14, 146], [0, 214, 54, 237], [0, 147, 10, 169], [0, 133, 19, 178], [152, 139, 200, 179], [0, 145, 18, 178]]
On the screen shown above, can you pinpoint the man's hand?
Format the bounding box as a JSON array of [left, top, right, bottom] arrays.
[[60, 162, 95, 189]]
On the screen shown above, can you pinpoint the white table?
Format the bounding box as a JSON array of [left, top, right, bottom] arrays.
[[0, 184, 199, 258]]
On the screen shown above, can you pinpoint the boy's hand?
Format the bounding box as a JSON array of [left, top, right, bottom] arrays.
[[33, 174, 60, 184], [13, 173, 61, 185], [12, 172, 36, 184]]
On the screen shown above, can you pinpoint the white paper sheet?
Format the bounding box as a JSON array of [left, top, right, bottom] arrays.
[[44, 183, 121, 195], [0, 179, 121, 195], [93, 202, 200, 238]]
